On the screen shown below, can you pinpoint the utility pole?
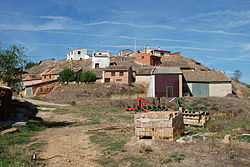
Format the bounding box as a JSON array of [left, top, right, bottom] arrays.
[[134, 39, 137, 51]]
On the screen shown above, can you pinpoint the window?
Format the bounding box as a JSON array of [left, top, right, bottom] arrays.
[[111, 72, 115, 76], [161, 52, 164, 56], [119, 72, 124, 76], [80, 58, 82, 60], [78, 51, 81, 54], [116, 79, 122, 82], [95, 63, 99, 68], [141, 56, 144, 59]]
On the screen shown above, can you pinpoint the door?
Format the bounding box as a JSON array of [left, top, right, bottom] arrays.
[[192, 83, 209, 96], [166, 86, 174, 97], [26, 87, 33, 97], [105, 78, 110, 83]]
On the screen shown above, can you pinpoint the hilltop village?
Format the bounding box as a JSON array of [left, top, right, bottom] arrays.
[[1, 47, 250, 167], [22, 46, 232, 98]]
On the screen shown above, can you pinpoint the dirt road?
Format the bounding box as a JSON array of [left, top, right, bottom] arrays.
[[22, 98, 70, 106], [34, 111, 102, 167]]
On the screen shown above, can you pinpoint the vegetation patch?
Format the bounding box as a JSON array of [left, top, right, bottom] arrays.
[[0, 120, 71, 167], [168, 152, 186, 163], [237, 135, 250, 143], [89, 131, 131, 152]]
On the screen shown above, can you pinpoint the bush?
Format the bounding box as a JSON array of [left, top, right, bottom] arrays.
[[57, 68, 76, 84], [80, 71, 96, 83]]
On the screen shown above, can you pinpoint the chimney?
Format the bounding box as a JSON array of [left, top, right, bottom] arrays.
[[145, 45, 149, 53]]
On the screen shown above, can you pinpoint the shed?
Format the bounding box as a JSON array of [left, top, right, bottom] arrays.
[[151, 67, 183, 97], [136, 67, 183, 97], [183, 71, 232, 97]]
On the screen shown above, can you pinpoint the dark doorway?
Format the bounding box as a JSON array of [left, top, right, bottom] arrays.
[[105, 78, 110, 83]]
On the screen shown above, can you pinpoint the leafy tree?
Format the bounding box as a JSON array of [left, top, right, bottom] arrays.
[[0, 45, 27, 91], [57, 68, 76, 84], [233, 70, 242, 82], [80, 71, 96, 83], [25, 61, 38, 70]]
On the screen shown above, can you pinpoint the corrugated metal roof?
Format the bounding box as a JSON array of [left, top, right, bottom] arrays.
[[183, 71, 231, 82]]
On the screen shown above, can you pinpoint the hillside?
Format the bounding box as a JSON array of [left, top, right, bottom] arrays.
[[23, 54, 211, 80]]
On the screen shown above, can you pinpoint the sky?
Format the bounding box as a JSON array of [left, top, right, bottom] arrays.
[[0, 0, 250, 83]]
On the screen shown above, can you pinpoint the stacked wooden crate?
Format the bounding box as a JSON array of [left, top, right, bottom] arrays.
[[134, 111, 185, 140], [182, 110, 209, 126]]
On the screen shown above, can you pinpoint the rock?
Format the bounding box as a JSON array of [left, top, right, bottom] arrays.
[[176, 138, 186, 143], [222, 134, 231, 144], [13, 122, 27, 126], [0, 127, 18, 135], [38, 107, 56, 111]]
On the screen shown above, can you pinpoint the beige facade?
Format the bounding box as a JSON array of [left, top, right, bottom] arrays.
[[186, 82, 232, 97], [23, 80, 59, 97], [22, 79, 42, 87], [209, 83, 232, 96], [135, 75, 152, 96]]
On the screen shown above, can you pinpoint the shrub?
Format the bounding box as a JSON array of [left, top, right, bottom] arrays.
[[57, 68, 76, 84], [80, 71, 96, 83]]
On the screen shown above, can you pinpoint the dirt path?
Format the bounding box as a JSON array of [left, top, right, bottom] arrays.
[[34, 111, 102, 167], [17, 98, 70, 106]]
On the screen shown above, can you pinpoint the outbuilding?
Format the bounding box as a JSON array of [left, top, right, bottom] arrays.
[[183, 71, 232, 97], [136, 67, 183, 97]]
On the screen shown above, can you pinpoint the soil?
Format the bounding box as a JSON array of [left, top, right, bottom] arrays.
[[34, 111, 102, 167], [39, 83, 145, 104], [29, 96, 250, 167], [35, 126, 102, 167]]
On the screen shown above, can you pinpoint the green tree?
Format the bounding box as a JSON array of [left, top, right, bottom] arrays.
[[80, 71, 96, 83], [57, 68, 76, 84], [233, 70, 242, 82], [0, 45, 27, 91], [25, 61, 38, 70]]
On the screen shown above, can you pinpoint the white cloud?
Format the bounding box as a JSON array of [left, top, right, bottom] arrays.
[[110, 9, 138, 14], [168, 46, 223, 52], [205, 54, 250, 61], [85, 21, 174, 29], [242, 43, 250, 51], [187, 28, 250, 36], [179, 9, 250, 33]]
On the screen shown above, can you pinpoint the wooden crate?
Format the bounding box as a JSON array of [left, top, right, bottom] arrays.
[[134, 111, 185, 140]]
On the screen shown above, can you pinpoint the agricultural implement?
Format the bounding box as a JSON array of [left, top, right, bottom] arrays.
[[125, 97, 209, 126], [125, 97, 177, 112]]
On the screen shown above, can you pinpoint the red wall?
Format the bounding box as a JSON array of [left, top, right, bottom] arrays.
[[155, 74, 179, 97]]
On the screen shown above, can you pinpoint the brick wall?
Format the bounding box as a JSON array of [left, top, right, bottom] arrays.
[[104, 70, 129, 84], [135, 54, 151, 65], [135, 54, 161, 66]]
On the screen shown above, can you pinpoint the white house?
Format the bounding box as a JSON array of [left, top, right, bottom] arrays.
[[92, 51, 110, 69], [67, 48, 89, 60], [138, 46, 171, 56]]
